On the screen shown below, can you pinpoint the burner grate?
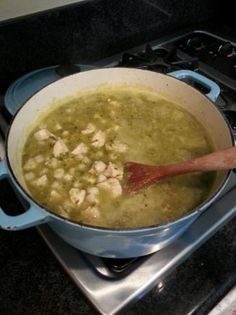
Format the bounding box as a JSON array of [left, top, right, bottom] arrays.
[[118, 44, 199, 73]]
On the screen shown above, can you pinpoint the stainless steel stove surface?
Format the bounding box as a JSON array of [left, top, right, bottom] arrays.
[[1, 30, 236, 315], [37, 182, 236, 315]]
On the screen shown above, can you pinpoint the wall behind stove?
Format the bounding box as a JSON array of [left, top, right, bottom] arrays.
[[0, 0, 218, 91]]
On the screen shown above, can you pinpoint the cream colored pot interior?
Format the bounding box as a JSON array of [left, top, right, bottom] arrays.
[[7, 68, 233, 196]]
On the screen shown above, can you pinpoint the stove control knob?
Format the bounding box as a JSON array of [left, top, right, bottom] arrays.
[[218, 42, 235, 57]]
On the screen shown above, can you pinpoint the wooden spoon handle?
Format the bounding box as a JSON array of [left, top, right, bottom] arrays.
[[163, 146, 236, 177], [125, 146, 236, 194]]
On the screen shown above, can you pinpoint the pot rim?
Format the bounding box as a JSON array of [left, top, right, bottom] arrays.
[[5, 68, 235, 233]]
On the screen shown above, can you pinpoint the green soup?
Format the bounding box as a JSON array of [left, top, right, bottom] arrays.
[[22, 86, 215, 228]]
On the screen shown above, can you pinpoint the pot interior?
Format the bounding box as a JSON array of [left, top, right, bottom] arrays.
[[7, 68, 233, 209]]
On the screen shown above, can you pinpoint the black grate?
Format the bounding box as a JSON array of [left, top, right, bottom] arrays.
[[118, 44, 199, 73]]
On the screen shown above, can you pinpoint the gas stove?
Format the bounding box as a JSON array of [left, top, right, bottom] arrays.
[[1, 30, 236, 315]]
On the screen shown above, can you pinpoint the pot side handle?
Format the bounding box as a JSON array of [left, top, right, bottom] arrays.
[[168, 70, 220, 102], [0, 159, 49, 230]]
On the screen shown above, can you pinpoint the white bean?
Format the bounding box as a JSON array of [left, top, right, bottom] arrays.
[[34, 154, 44, 163], [64, 174, 73, 182], [52, 181, 62, 189], [54, 168, 65, 179], [46, 157, 59, 169], [36, 175, 48, 187], [50, 190, 62, 201], [23, 158, 37, 171], [62, 130, 69, 137], [24, 172, 35, 181]]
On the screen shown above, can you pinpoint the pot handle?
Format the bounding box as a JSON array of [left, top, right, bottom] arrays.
[[168, 70, 220, 102], [0, 159, 49, 230]]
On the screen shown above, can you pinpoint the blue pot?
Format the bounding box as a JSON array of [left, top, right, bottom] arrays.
[[0, 69, 233, 258]]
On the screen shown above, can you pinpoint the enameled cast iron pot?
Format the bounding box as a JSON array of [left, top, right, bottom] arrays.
[[0, 68, 234, 258]]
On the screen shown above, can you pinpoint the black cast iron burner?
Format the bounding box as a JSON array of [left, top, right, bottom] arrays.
[[118, 44, 199, 73]]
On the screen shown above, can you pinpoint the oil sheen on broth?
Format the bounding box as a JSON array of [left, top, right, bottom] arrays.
[[22, 86, 215, 228]]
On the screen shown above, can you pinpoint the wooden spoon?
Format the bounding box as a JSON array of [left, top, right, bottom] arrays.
[[125, 146, 236, 194]]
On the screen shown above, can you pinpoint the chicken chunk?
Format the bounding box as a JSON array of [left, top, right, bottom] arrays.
[[91, 130, 106, 148], [53, 139, 69, 157], [89, 161, 106, 174], [81, 123, 96, 135], [105, 140, 127, 153], [46, 157, 59, 169], [97, 178, 122, 198], [36, 175, 48, 187], [71, 143, 88, 156], [108, 178, 122, 198], [87, 186, 99, 195], [82, 205, 100, 219], [94, 161, 106, 173], [104, 162, 123, 179], [34, 129, 56, 141], [69, 188, 86, 206], [97, 179, 111, 190], [86, 187, 99, 204], [97, 174, 107, 183]]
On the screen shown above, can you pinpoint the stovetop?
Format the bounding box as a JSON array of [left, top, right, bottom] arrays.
[[1, 30, 236, 315]]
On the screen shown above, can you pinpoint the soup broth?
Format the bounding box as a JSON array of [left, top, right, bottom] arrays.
[[22, 86, 215, 228]]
